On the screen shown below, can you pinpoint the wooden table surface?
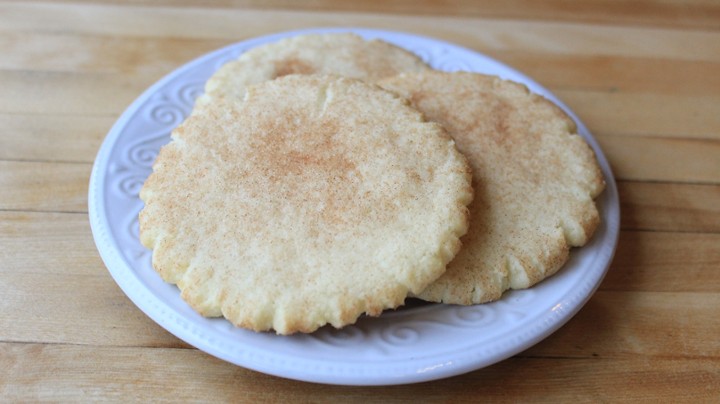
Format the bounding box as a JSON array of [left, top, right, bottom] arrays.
[[1, 0, 719, 401]]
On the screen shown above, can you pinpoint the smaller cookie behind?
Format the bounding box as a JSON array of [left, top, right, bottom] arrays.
[[196, 33, 430, 107], [380, 71, 605, 305]]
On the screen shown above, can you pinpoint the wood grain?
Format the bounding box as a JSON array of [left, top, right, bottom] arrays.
[[1, 211, 716, 351], [1, 0, 718, 400], [4, 31, 720, 100], [1, 343, 718, 402], [0, 212, 100, 274], [0, 113, 111, 163], [619, 182, 720, 233], [16, 0, 720, 30], [595, 135, 720, 183], [1, 3, 719, 63], [604, 231, 720, 292], [558, 90, 720, 140], [0, 70, 151, 115], [0, 161, 90, 212], [0, 32, 227, 75]]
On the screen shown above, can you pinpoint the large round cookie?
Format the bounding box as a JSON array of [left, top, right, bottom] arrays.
[[195, 33, 429, 107], [380, 71, 605, 305], [139, 75, 473, 334]]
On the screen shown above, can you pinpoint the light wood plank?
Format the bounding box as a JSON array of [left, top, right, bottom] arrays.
[[1, 27, 719, 141], [499, 52, 720, 98], [602, 231, 720, 293], [0, 113, 111, 163], [3, 207, 717, 277], [0, 31, 226, 75], [1, 162, 718, 234], [595, 135, 720, 183], [557, 90, 720, 140], [0, 70, 152, 115], [3, 210, 717, 280], [3, 31, 720, 119], [2, 61, 719, 142], [1, 121, 719, 189], [0, 212, 181, 348], [2, 212, 717, 352], [0, 161, 90, 212], [1, 342, 718, 401], [2, 227, 718, 351], [0, 271, 183, 348], [1, 3, 719, 62], [31, 0, 720, 30], [0, 212, 103, 275], [2, 71, 718, 142], [2, 32, 720, 100], [527, 290, 720, 360], [0, 145, 720, 221], [619, 181, 720, 233]]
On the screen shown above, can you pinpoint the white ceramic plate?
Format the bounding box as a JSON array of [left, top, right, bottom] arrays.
[[89, 28, 620, 386]]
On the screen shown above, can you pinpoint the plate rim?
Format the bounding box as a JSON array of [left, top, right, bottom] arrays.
[[88, 27, 620, 386]]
